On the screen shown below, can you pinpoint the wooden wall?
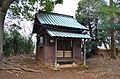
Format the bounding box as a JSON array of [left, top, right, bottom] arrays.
[[44, 46, 55, 65], [36, 32, 82, 65], [73, 39, 82, 64], [36, 47, 45, 61]]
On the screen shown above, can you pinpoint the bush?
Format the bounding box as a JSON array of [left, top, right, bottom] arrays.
[[3, 30, 34, 56], [85, 40, 97, 58]]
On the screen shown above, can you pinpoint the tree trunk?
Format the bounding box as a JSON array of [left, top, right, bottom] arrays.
[[0, 0, 14, 63], [88, 21, 93, 38], [0, 9, 5, 62], [103, 41, 108, 49], [109, 0, 116, 59], [110, 31, 116, 59]]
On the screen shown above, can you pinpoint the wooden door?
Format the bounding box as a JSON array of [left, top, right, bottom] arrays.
[[57, 39, 72, 58]]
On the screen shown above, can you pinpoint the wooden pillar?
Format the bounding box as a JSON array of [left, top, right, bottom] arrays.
[[35, 34, 39, 60], [55, 38, 57, 67], [83, 39, 86, 66]]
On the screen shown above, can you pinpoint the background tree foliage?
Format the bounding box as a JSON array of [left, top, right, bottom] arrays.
[[10, 0, 63, 20], [75, 0, 106, 58], [76, 0, 120, 59], [76, 0, 105, 39], [3, 24, 34, 56], [98, 0, 120, 59]]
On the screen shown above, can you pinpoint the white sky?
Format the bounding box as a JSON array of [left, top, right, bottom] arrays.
[[53, 0, 80, 17], [53, 0, 110, 16]]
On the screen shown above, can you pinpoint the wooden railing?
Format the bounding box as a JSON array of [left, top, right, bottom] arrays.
[[57, 50, 72, 58]]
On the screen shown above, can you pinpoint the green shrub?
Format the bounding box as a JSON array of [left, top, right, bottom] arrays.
[[3, 29, 34, 56], [85, 40, 97, 58]]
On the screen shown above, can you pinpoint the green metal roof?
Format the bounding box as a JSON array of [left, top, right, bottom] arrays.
[[47, 30, 91, 39], [36, 11, 88, 29]]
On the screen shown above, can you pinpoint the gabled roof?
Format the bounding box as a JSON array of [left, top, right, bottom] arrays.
[[47, 30, 91, 39], [36, 11, 88, 29]]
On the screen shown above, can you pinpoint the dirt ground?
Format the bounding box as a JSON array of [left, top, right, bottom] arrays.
[[0, 52, 120, 79]]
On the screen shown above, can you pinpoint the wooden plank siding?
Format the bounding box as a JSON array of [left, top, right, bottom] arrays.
[[73, 39, 82, 64], [36, 31, 82, 65]]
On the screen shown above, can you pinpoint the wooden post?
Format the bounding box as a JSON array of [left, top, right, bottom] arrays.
[[83, 39, 86, 66], [55, 38, 57, 68]]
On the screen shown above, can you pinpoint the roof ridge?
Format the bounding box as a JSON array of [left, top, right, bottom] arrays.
[[38, 10, 74, 18]]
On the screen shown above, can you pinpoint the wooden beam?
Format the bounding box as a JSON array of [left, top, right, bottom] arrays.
[[83, 39, 86, 66], [55, 38, 57, 68]]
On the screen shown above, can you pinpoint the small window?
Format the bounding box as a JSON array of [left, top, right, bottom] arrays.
[[39, 36, 43, 47]]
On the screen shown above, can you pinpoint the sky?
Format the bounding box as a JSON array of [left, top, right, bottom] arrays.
[[53, 0, 80, 17], [53, 0, 110, 16]]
